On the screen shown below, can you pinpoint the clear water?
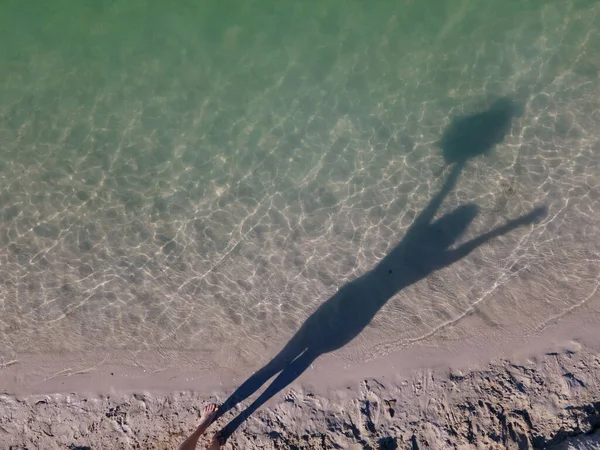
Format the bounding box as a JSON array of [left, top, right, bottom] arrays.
[[0, 0, 599, 368]]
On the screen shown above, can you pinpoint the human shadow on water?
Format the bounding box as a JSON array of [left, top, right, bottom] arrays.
[[215, 162, 546, 440]]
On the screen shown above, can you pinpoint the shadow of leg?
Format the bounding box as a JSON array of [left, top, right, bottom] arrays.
[[216, 334, 308, 419], [220, 349, 317, 440]]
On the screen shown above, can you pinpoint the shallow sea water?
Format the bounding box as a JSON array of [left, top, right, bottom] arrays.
[[0, 0, 599, 369]]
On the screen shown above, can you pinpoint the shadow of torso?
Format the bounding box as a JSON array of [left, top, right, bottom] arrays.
[[297, 203, 479, 355]]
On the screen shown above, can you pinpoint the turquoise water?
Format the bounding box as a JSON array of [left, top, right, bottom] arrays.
[[0, 0, 599, 368]]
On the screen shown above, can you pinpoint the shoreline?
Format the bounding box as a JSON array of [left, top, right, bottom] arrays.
[[2, 298, 598, 396], [2, 308, 600, 448]]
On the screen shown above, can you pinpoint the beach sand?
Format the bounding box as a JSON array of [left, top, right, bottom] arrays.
[[2, 306, 599, 449]]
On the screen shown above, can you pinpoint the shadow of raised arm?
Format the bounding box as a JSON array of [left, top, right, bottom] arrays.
[[438, 205, 546, 269]]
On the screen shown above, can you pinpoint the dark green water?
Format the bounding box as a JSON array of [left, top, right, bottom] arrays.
[[0, 0, 599, 368]]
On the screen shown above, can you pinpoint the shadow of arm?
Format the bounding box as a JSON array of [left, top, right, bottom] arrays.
[[408, 163, 463, 234], [440, 206, 547, 267]]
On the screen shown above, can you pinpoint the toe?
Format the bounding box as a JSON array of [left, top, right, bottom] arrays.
[[203, 403, 219, 418]]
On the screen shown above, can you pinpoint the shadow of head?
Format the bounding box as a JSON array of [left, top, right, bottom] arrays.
[[427, 203, 479, 250], [439, 96, 522, 165]]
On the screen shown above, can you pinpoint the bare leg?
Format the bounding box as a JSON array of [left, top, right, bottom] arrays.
[[179, 403, 219, 450]]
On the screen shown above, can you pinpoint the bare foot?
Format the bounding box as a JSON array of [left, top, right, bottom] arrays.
[[178, 404, 220, 450], [197, 404, 219, 435]]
